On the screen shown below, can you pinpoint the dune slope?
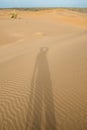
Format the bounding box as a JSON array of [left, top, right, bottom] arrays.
[[0, 10, 87, 130]]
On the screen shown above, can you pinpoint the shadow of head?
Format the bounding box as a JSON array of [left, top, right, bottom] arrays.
[[40, 47, 49, 54]]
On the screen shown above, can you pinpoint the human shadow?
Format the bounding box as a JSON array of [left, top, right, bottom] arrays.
[[26, 47, 57, 130]]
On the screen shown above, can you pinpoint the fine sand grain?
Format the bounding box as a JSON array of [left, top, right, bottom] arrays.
[[0, 9, 87, 130]]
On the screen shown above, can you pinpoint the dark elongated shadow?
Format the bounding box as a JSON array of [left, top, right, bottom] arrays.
[[26, 47, 57, 130]]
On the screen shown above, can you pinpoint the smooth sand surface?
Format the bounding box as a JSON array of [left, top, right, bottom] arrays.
[[0, 9, 87, 130]]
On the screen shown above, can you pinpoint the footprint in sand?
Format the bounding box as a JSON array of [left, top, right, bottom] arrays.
[[34, 32, 46, 37]]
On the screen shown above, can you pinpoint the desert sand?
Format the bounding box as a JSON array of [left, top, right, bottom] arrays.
[[0, 9, 87, 130]]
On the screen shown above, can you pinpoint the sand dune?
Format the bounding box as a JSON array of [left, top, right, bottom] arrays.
[[0, 9, 87, 130]]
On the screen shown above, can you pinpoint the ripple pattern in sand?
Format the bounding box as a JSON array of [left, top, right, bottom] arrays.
[[0, 47, 87, 130]]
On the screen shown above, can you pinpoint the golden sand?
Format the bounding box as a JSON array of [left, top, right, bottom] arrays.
[[0, 9, 87, 130]]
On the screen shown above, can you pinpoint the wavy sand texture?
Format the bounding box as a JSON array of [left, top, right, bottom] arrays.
[[0, 10, 87, 130]]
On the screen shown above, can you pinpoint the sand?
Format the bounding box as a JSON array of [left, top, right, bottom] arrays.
[[0, 9, 87, 130]]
